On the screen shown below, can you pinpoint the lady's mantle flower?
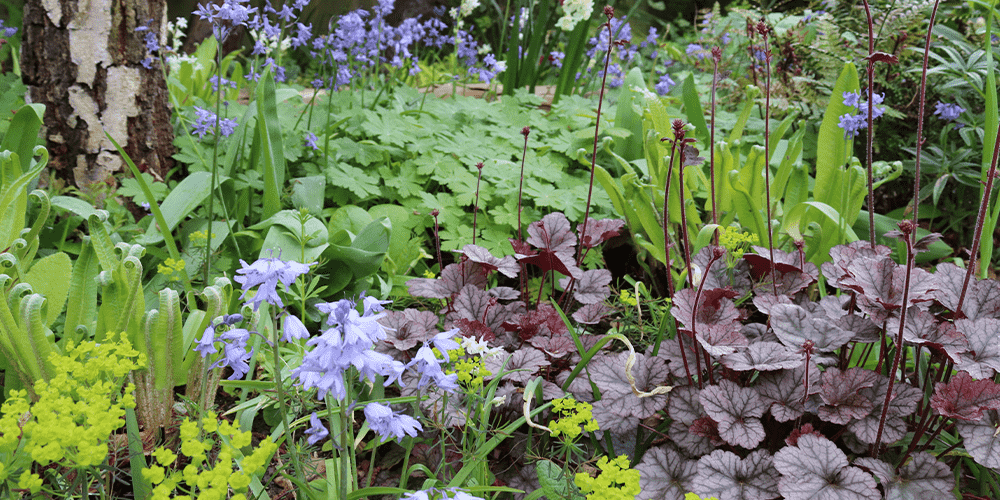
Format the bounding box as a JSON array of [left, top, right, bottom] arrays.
[[305, 412, 328, 445], [233, 256, 315, 310], [364, 402, 422, 441], [934, 101, 965, 122]]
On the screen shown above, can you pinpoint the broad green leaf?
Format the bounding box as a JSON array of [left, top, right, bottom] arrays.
[[0, 103, 43, 182], [682, 73, 709, 142], [136, 171, 230, 246], [24, 252, 72, 327], [814, 62, 859, 209], [290, 175, 326, 215]]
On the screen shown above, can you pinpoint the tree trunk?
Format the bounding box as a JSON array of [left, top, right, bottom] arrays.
[[22, 0, 174, 193]]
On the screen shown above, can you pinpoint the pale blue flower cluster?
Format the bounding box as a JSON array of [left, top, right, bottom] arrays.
[[192, 107, 238, 138], [837, 90, 886, 138], [233, 256, 315, 310], [934, 101, 965, 122], [400, 487, 485, 500]]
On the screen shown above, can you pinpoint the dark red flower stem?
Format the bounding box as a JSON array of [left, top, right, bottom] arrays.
[[691, 248, 724, 388], [871, 221, 916, 455], [958, 122, 1000, 316], [910, 1, 942, 233], [759, 21, 778, 296], [576, 5, 616, 267], [861, 0, 877, 246], [710, 47, 722, 241], [473, 162, 484, 245], [431, 209, 443, 274], [516, 127, 530, 244], [663, 134, 691, 387]]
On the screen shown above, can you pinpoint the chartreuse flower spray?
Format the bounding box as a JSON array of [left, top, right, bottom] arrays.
[[0, 334, 143, 497]]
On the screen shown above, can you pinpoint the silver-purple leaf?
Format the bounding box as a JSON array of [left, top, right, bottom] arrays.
[[721, 342, 803, 372], [636, 446, 698, 500], [591, 398, 639, 436], [667, 385, 704, 425], [952, 317, 1000, 379], [669, 419, 716, 456], [848, 373, 922, 445], [572, 302, 613, 324], [379, 308, 440, 350], [770, 303, 853, 352], [818, 367, 877, 425], [589, 351, 669, 419], [558, 268, 612, 304], [757, 365, 815, 422], [406, 261, 489, 298], [933, 262, 1000, 320], [693, 323, 749, 357], [485, 347, 548, 384], [700, 379, 769, 449], [956, 410, 1000, 469], [576, 218, 625, 249], [692, 449, 780, 500], [857, 453, 954, 500], [457, 244, 519, 278], [773, 434, 879, 500]]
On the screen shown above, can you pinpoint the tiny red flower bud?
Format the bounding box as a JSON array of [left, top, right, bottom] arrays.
[[476, 161, 484, 170], [711, 46, 722, 62], [898, 219, 915, 235], [431, 209, 440, 217], [521, 126, 530, 137], [603, 5, 614, 19], [713, 246, 727, 259]]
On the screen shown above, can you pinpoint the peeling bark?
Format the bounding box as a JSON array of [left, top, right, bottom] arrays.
[[22, 0, 174, 192]]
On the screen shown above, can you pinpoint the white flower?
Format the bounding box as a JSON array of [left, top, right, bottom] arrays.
[[556, 0, 594, 31], [459, 0, 480, 19], [492, 395, 507, 407]]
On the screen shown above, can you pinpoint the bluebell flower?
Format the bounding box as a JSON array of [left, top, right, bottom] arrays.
[[305, 412, 329, 445], [192, 107, 239, 138], [642, 26, 659, 48], [837, 113, 865, 138], [550, 51, 565, 69], [0, 20, 16, 38], [234, 256, 315, 311], [934, 101, 965, 121], [655, 73, 676, 96], [282, 314, 310, 342], [194, 0, 257, 42], [686, 43, 703, 55], [197, 327, 254, 380], [721, 33, 731, 44], [364, 402, 422, 441], [406, 342, 459, 391], [428, 329, 460, 362], [290, 22, 312, 49], [305, 131, 319, 150], [842, 90, 861, 108]]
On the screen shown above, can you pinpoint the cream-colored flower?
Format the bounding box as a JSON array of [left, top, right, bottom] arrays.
[[556, 0, 594, 31]]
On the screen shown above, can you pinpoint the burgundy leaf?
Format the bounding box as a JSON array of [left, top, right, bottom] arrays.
[[559, 268, 612, 304], [745, 246, 819, 280], [952, 317, 1000, 378], [489, 286, 520, 300], [692, 323, 749, 357], [456, 244, 519, 278], [518, 212, 582, 278], [689, 416, 725, 447], [670, 419, 716, 456], [379, 309, 440, 350], [721, 342, 803, 372], [636, 446, 698, 500], [757, 365, 816, 422], [770, 303, 853, 353], [818, 367, 877, 425], [682, 144, 706, 167], [955, 410, 1000, 469], [572, 302, 613, 324], [589, 351, 670, 419], [692, 449, 780, 500], [752, 293, 794, 316], [785, 423, 824, 447], [671, 287, 740, 329], [930, 371, 1000, 421], [700, 380, 769, 449], [773, 434, 880, 500], [576, 218, 626, 249], [453, 318, 495, 342], [867, 51, 899, 64]]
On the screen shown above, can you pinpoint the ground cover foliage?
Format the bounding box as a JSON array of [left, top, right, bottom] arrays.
[[2, 0, 1000, 499]]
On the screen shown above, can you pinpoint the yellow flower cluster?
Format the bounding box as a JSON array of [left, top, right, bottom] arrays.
[[157, 257, 186, 280], [443, 346, 493, 389], [189, 230, 215, 248], [548, 397, 599, 439], [574, 455, 641, 500], [684, 494, 720, 500], [718, 226, 758, 258], [619, 289, 637, 307], [144, 412, 276, 500], [0, 335, 144, 494]]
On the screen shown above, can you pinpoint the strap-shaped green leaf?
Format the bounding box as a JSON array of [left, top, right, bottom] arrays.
[[64, 239, 99, 340], [18, 292, 54, 381], [256, 71, 287, 220], [0, 103, 44, 183]]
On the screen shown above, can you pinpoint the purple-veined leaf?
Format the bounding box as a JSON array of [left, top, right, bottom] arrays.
[[857, 453, 955, 500], [692, 323, 749, 357], [457, 244, 519, 278], [503, 302, 568, 342], [930, 371, 1000, 421], [484, 346, 549, 384], [689, 415, 726, 447], [822, 241, 893, 289], [667, 385, 704, 425], [952, 317, 1000, 378], [572, 302, 613, 324], [848, 373, 922, 444], [669, 419, 715, 456], [518, 212, 582, 278], [528, 334, 576, 357], [682, 143, 705, 166], [692, 449, 780, 500], [753, 269, 815, 296], [452, 318, 496, 342], [379, 309, 440, 350], [752, 293, 794, 316], [700, 379, 769, 448], [671, 287, 740, 329], [558, 268, 612, 304], [636, 446, 698, 500], [695, 245, 753, 293], [818, 367, 877, 425], [489, 286, 520, 300], [745, 246, 818, 279], [589, 351, 670, 419], [757, 365, 816, 422], [955, 410, 1000, 469], [868, 51, 899, 64], [658, 332, 703, 379], [785, 423, 824, 446], [721, 341, 804, 372], [591, 399, 640, 435], [770, 303, 853, 353], [576, 218, 625, 249], [841, 256, 937, 323], [773, 434, 880, 500], [406, 261, 489, 298], [932, 262, 1000, 320], [888, 306, 967, 358], [814, 295, 851, 320], [836, 313, 881, 343], [742, 322, 779, 343]]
